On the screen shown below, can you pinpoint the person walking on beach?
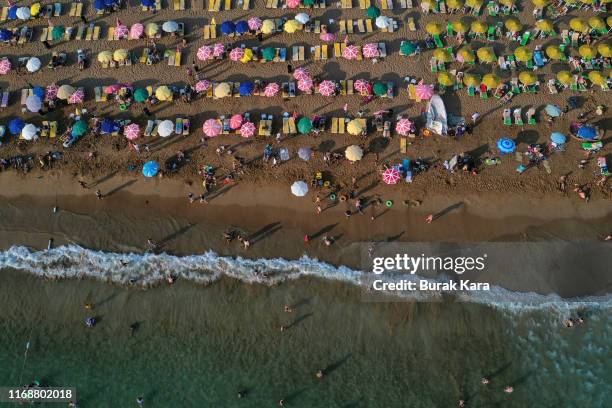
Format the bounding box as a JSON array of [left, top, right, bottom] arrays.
[[146, 238, 158, 251], [136, 396, 144, 406], [78, 180, 88, 189], [316, 205, 322, 215], [471, 112, 480, 125], [425, 214, 434, 223], [95, 190, 103, 200]]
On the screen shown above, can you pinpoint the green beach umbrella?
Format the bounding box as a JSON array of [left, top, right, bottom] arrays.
[[51, 25, 65, 41], [134, 88, 149, 103], [373, 82, 387, 96], [72, 120, 88, 137], [400, 41, 416, 56], [366, 6, 380, 18], [302, 0, 314, 6], [297, 117, 313, 134], [262, 47, 276, 62]]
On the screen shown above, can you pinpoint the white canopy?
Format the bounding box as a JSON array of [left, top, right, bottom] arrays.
[[426, 94, 448, 136]]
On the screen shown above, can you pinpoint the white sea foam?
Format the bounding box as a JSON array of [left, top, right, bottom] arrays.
[[1, 245, 610, 316]]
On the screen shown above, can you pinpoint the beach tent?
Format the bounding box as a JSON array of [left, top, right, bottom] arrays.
[[426, 94, 448, 136], [158, 120, 174, 137], [291, 181, 308, 197], [142, 161, 160, 177]]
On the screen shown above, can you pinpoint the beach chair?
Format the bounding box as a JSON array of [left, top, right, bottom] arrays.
[[366, 19, 374, 32], [547, 79, 557, 94], [502, 109, 512, 125], [378, 43, 387, 58], [338, 118, 346, 134], [107, 26, 115, 41], [75, 25, 85, 40], [520, 31, 530, 46], [407, 18, 416, 31], [408, 84, 420, 101], [347, 80, 354, 95], [513, 108, 523, 125], [334, 43, 342, 58], [339, 20, 346, 35], [140, 48, 150, 64], [433, 34, 444, 48], [341, 0, 352, 8], [0, 7, 8, 22], [242, 0, 250, 9], [174, 0, 186, 10], [321, 44, 328, 60], [144, 121, 154, 137], [467, 86, 476, 96], [331, 117, 339, 134], [0, 90, 9, 108], [53, 3, 62, 16], [94, 86, 107, 102]]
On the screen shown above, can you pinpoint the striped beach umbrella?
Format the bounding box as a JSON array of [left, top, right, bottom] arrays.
[[195, 80, 211, 93], [343, 45, 360, 60], [382, 168, 401, 185], [197, 45, 213, 61], [293, 67, 310, 81], [212, 43, 225, 57], [297, 77, 313, 92], [362, 43, 379, 58], [354, 79, 370, 93], [116, 24, 129, 38], [124, 123, 140, 140], [264, 82, 280, 97], [203, 119, 222, 137], [230, 114, 243, 130], [229, 47, 245, 61], [395, 119, 412, 136], [130, 23, 144, 39], [46, 84, 58, 99], [240, 121, 256, 138], [287, 0, 301, 8], [320, 32, 336, 42], [318, 80, 336, 96], [0, 58, 11, 75], [415, 83, 434, 100], [248, 17, 262, 31], [68, 88, 85, 104]]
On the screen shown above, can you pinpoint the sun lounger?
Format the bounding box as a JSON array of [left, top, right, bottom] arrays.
[[75, 25, 85, 40], [520, 31, 530, 46], [0, 7, 8, 22], [433, 34, 444, 48], [513, 108, 523, 125], [502, 109, 512, 125], [69, 2, 83, 17], [173, 0, 186, 10], [341, 0, 352, 8], [0, 90, 9, 108], [407, 17, 416, 31], [144, 120, 154, 137], [408, 84, 420, 102], [94, 86, 107, 102]]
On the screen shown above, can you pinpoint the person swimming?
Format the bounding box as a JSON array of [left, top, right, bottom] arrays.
[[85, 317, 96, 327], [504, 386, 514, 393], [315, 370, 325, 379], [481, 377, 490, 385], [237, 390, 247, 398]]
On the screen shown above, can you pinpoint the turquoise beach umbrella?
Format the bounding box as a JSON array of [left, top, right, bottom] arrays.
[[298, 117, 313, 134]]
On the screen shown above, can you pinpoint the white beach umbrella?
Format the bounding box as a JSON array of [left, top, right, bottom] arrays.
[[295, 13, 310, 24], [375, 16, 390, 29], [291, 181, 308, 197], [16, 7, 31, 20], [157, 120, 174, 137], [26, 57, 41, 73], [25, 95, 42, 112], [21, 124, 38, 140], [162, 21, 179, 33]]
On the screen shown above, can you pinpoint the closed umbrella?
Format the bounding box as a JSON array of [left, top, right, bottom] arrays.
[[293, 67, 310, 81], [354, 79, 370, 93], [146, 23, 159, 37], [262, 19, 275, 34], [366, 6, 380, 18], [221, 21, 236, 36], [21, 124, 38, 140], [134, 88, 149, 102], [545, 104, 562, 117], [158, 120, 174, 137], [57, 84, 75, 100], [113, 49, 128, 62], [142, 161, 160, 177], [437, 72, 455, 86], [298, 147, 312, 161], [230, 114, 243, 130], [248, 17, 262, 31], [345, 145, 363, 161], [426, 22, 443, 35], [362, 43, 379, 58], [376, 16, 391, 29], [197, 45, 213, 61], [298, 117, 313, 134], [497, 138, 516, 154], [236, 21, 249, 35], [229, 47, 245, 61], [298, 78, 313, 92], [284, 19, 301, 33], [295, 13, 309, 24], [26, 57, 41, 73], [383, 168, 401, 185], [343, 45, 360, 60], [124, 123, 140, 140], [155, 86, 173, 101], [51, 26, 65, 41], [291, 181, 308, 197], [262, 47, 276, 62], [318, 80, 336, 96], [68, 88, 85, 104], [514, 46, 533, 62], [550, 132, 566, 144], [395, 119, 413, 136], [214, 83, 231, 98], [545, 45, 563, 60], [239, 82, 254, 96], [578, 45, 597, 59], [239, 121, 255, 138], [347, 119, 363, 135], [373, 82, 388, 96], [557, 71, 572, 85], [195, 80, 211, 93], [130, 23, 144, 39], [203, 119, 222, 136], [0, 58, 11, 75], [415, 83, 434, 100], [518, 71, 536, 85], [400, 41, 416, 56], [264, 82, 280, 97], [9, 118, 25, 135], [71, 120, 88, 137]]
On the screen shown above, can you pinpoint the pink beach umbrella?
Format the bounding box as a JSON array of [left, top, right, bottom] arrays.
[[382, 168, 401, 185], [362, 43, 379, 58], [203, 119, 222, 137], [354, 79, 370, 93], [124, 123, 140, 140], [264, 82, 280, 97], [195, 80, 211, 93], [415, 83, 434, 100], [46, 84, 58, 99], [229, 47, 245, 61], [0, 58, 11, 75], [298, 77, 313, 92], [287, 0, 301, 8], [197, 45, 213, 61], [129, 23, 144, 39], [229, 114, 243, 130], [212, 43, 225, 57], [248, 17, 262, 31], [318, 80, 336, 96], [293, 67, 310, 81], [395, 119, 413, 136], [320, 32, 336, 42], [68, 88, 85, 104], [116, 24, 129, 39], [239, 121, 256, 138], [105, 84, 123, 94], [342, 45, 360, 60]]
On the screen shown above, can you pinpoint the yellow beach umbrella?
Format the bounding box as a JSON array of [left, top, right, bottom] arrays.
[[30, 3, 41, 17], [347, 120, 363, 136], [579, 0, 593, 4], [518, 71, 537, 85], [471, 21, 488, 34], [452, 19, 469, 33], [447, 0, 464, 7], [261, 19, 275, 34], [569, 18, 588, 33], [426, 22, 443, 35], [458, 47, 475, 62], [113, 49, 128, 62], [514, 46, 533, 62], [345, 145, 363, 161], [477, 47, 495, 62], [466, 0, 483, 7], [556, 70, 572, 85], [284, 19, 301, 34], [587, 71, 605, 85], [579, 44, 597, 59], [481, 74, 501, 89], [531, 0, 548, 7], [437, 72, 455, 86], [57, 84, 75, 100], [535, 19, 554, 32], [505, 18, 522, 33], [500, 0, 514, 6], [545, 45, 563, 60], [588, 17, 605, 30], [597, 42, 611, 58], [214, 82, 231, 98], [463, 73, 480, 86], [97, 51, 113, 63], [146, 23, 159, 37], [240, 48, 253, 63], [433, 48, 452, 62], [155, 86, 172, 101]]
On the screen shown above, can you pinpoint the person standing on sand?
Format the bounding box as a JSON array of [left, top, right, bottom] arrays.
[[78, 180, 88, 189], [95, 190, 103, 200], [425, 214, 434, 223], [316, 205, 322, 215], [471, 112, 480, 125]]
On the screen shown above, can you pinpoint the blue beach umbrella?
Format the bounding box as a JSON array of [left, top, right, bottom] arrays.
[[236, 20, 249, 35], [94, 0, 105, 11], [221, 21, 236, 36], [550, 132, 566, 144], [545, 104, 562, 117], [32, 86, 45, 99], [0, 29, 12, 41], [101, 118, 119, 134], [141, 0, 155, 5], [105, 0, 118, 6], [496, 137, 516, 154], [239, 81, 254, 96], [142, 161, 160, 177], [9, 118, 25, 135], [577, 125, 597, 140], [8, 6, 17, 20]]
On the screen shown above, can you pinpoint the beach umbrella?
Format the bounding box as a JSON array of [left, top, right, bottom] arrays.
[[447, 0, 464, 7], [9, 118, 25, 135], [16, 7, 30, 20], [291, 181, 308, 197], [471, 21, 488, 34], [376, 16, 391, 29], [587, 71, 605, 86], [481, 74, 501, 89], [113, 49, 128, 62], [157, 120, 174, 137], [229, 47, 245, 61], [26, 57, 41, 73], [608, 15, 612, 28], [320, 32, 336, 42], [124, 123, 140, 140], [302, 0, 314, 6], [45, 84, 58, 100], [545, 104, 562, 117], [345, 145, 363, 161], [293, 67, 310, 81], [261, 19, 275, 34], [373, 82, 388, 96], [21, 124, 38, 141], [578, 45, 597, 59], [366, 5, 380, 18], [264, 82, 280, 97], [229, 114, 243, 130], [298, 78, 313, 92], [347, 119, 363, 135], [212, 43, 225, 57], [155, 86, 173, 101], [354, 79, 370, 93], [463, 73, 480, 87], [466, 0, 483, 7], [295, 13, 310, 25], [134, 88, 149, 102], [556, 71, 572, 85], [588, 17, 605, 30], [68, 88, 85, 104], [287, 0, 301, 7], [496, 138, 516, 154], [504, 18, 522, 33], [32, 87, 45, 99], [57, 84, 75, 100], [452, 19, 469, 33], [248, 17, 262, 31], [197, 45, 213, 61], [141, 0, 155, 6], [94, 0, 104, 9], [362, 43, 379, 58], [214, 82, 231, 98], [569, 18, 588, 33], [0, 58, 11, 75], [577, 125, 597, 140], [130, 23, 144, 39], [51, 26, 65, 41], [518, 71, 536, 85], [162, 21, 179, 33], [531, 0, 549, 6], [71, 120, 88, 137], [101, 119, 119, 134], [400, 41, 416, 56], [318, 80, 336, 96], [382, 168, 401, 185], [221, 21, 236, 36], [0, 29, 13, 42], [116, 24, 129, 38], [550, 132, 566, 144], [240, 48, 253, 63], [298, 117, 313, 134], [142, 161, 160, 177], [437, 72, 455, 86], [239, 121, 255, 138], [415, 83, 434, 100], [597, 42, 611, 58], [146, 23, 159, 37], [203, 119, 222, 137], [545, 45, 563, 60], [343, 45, 360, 60], [284, 19, 301, 34], [395, 119, 413, 136], [433, 48, 452, 62], [26, 95, 42, 113], [195, 80, 211, 93], [239, 82, 254, 96], [536, 19, 554, 32], [477, 47, 495, 62], [236, 20, 249, 35], [98, 51, 113, 63], [514, 46, 533, 62], [262, 47, 276, 62], [425, 22, 443, 35], [30, 3, 41, 17], [457, 47, 475, 63], [298, 147, 312, 161]]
